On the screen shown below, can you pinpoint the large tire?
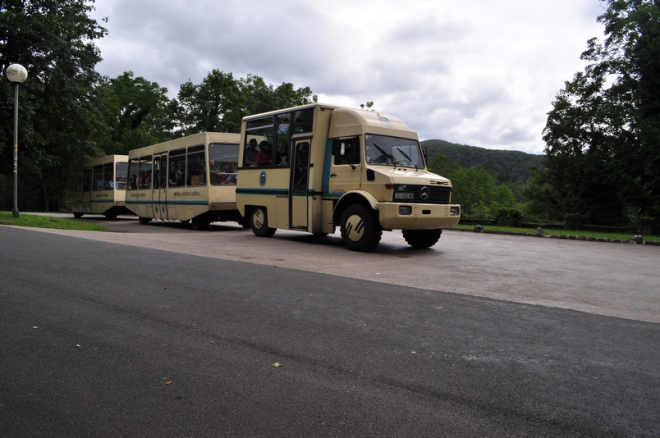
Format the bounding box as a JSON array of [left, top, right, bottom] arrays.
[[104, 212, 117, 220], [191, 215, 210, 231], [402, 229, 442, 248], [138, 216, 151, 225], [340, 204, 382, 252], [73, 212, 83, 219], [238, 215, 252, 229], [251, 207, 276, 237]]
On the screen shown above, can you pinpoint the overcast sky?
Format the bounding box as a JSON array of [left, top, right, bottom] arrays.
[[89, 0, 607, 154]]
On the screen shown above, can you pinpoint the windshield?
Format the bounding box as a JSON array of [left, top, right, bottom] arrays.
[[364, 134, 425, 169]]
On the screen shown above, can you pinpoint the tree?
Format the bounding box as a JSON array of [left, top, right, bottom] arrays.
[[540, 0, 660, 229], [429, 156, 518, 218], [93, 71, 174, 154], [175, 69, 242, 136], [173, 71, 316, 136], [1, 0, 106, 211]]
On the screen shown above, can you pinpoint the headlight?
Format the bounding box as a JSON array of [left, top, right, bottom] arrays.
[[398, 206, 412, 215], [450, 207, 460, 216]]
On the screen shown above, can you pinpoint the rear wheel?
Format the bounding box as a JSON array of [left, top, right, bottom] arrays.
[[138, 216, 151, 225], [191, 215, 210, 230], [238, 215, 252, 229], [340, 204, 381, 252], [251, 207, 276, 237], [402, 229, 442, 248], [73, 212, 83, 219]]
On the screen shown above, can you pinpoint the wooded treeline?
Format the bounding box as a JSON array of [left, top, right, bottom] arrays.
[[0, 0, 315, 212], [1, 0, 658, 233]]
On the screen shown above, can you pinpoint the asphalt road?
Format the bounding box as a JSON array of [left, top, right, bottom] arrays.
[[1, 221, 659, 437]]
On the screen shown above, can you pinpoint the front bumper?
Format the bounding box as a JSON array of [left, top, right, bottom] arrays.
[[377, 203, 461, 230]]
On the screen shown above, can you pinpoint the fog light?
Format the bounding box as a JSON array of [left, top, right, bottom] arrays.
[[399, 206, 412, 215], [450, 206, 460, 216]]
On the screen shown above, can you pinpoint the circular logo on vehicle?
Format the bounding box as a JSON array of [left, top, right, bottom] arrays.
[[420, 186, 429, 201], [259, 171, 267, 186]]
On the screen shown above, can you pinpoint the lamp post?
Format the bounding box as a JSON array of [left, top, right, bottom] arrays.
[[6, 64, 28, 218]]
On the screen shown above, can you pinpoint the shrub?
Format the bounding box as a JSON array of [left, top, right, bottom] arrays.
[[564, 213, 584, 230], [495, 208, 523, 227]]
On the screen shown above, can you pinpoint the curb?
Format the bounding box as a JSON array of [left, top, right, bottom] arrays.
[[447, 228, 660, 246]]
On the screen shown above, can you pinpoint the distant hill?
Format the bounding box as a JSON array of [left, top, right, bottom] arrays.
[[422, 139, 544, 183]]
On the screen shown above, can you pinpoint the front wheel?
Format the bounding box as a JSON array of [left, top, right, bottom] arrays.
[[340, 204, 382, 252], [251, 207, 276, 237], [402, 229, 442, 248]]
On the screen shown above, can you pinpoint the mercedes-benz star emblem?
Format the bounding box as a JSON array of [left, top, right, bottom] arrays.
[[420, 186, 429, 201]]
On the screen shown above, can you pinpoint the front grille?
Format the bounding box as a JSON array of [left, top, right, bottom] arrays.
[[393, 184, 451, 204]]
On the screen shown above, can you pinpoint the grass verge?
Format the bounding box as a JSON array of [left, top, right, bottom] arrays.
[[0, 212, 109, 232], [454, 224, 660, 242]]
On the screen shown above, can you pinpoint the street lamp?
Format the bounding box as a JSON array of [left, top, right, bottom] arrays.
[[6, 64, 28, 218]]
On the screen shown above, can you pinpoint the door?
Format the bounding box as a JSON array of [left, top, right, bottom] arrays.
[[153, 154, 168, 219], [290, 140, 311, 228], [328, 136, 362, 197]]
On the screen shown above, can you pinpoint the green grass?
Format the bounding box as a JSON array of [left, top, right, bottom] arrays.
[[454, 223, 660, 242], [0, 212, 109, 232]]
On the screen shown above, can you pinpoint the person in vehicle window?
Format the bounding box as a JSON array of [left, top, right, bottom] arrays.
[[277, 140, 289, 166], [256, 141, 272, 166], [245, 138, 258, 167], [175, 163, 185, 186]]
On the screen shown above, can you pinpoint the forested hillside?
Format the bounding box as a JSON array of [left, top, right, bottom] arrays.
[[422, 139, 543, 182]]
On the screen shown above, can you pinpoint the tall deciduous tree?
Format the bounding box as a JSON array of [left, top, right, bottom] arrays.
[[538, 0, 660, 229], [1, 0, 106, 210], [93, 71, 174, 154], [173, 71, 316, 136]]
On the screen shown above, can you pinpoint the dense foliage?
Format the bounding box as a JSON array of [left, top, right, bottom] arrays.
[[428, 155, 519, 218], [531, 0, 660, 231], [1, 0, 107, 210], [0, 1, 315, 211]]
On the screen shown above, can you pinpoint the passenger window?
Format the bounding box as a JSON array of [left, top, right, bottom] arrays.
[[169, 149, 186, 187], [209, 143, 238, 186], [187, 145, 206, 186], [93, 165, 103, 191]]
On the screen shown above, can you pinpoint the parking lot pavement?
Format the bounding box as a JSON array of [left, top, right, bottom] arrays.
[[16, 213, 660, 324]]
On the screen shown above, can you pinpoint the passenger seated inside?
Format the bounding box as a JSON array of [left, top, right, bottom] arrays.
[[256, 141, 272, 166]]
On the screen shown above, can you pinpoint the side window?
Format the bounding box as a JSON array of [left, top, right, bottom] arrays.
[[332, 137, 360, 166], [293, 108, 314, 133], [209, 143, 239, 186], [93, 165, 103, 191], [128, 158, 139, 190], [138, 155, 152, 189], [103, 162, 114, 190], [116, 162, 127, 190], [169, 148, 186, 187], [188, 145, 206, 186], [245, 116, 274, 167], [83, 168, 92, 192]]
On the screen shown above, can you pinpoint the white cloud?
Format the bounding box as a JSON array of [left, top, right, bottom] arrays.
[[90, 0, 606, 154]]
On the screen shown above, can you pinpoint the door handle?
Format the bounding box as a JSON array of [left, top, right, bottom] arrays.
[[330, 173, 337, 177]]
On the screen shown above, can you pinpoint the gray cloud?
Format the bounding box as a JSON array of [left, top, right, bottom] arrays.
[[91, 0, 605, 154]]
